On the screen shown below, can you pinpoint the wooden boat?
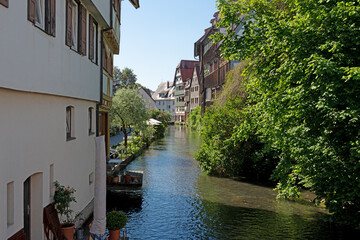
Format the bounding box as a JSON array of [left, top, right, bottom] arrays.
[[107, 170, 143, 190]]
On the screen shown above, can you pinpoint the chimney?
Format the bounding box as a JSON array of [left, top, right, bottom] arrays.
[[167, 81, 169, 89]]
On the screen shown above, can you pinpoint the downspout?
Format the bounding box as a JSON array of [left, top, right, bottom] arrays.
[[97, 27, 112, 136]]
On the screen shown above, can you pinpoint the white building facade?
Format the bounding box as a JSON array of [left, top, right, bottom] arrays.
[[138, 87, 157, 110], [152, 82, 175, 122], [0, 0, 139, 239]]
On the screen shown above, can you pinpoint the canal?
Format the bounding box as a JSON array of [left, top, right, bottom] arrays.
[[107, 126, 349, 239]]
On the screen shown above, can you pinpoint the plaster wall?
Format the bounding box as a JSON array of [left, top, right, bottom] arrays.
[[138, 88, 157, 110], [0, 89, 96, 239], [91, 0, 111, 25], [0, 1, 102, 102]]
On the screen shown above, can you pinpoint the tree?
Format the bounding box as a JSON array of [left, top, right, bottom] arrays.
[[113, 67, 138, 89], [111, 88, 149, 147], [148, 109, 171, 126], [213, 0, 360, 227]]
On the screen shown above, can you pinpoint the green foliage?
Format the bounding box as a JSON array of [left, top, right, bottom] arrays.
[[111, 88, 149, 147], [106, 211, 127, 230], [53, 181, 77, 224], [187, 106, 202, 131], [113, 67, 138, 89], [214, 0, 360, 228], [195, 96, 278, 180], [148, 109, 172, 126], [153, 123, 166, 139]]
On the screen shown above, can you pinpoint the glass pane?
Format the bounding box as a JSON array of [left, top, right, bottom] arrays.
[[35, 0, 44, 27], [72, 1, 78, 51]]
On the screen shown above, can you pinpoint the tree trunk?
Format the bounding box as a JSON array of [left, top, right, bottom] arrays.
[[122, 125, 128, 147]]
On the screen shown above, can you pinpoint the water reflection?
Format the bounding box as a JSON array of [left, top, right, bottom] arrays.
[[107, 190, 143, 213], [106, 126, 352, 239]]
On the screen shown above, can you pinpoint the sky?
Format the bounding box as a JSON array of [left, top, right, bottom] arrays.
[[114, 0, 218, 91]]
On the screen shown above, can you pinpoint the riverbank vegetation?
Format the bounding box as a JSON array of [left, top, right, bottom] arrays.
[[110, 99, 172, 160], [111, 88, 149, 147], [195, 0, 360, 228]]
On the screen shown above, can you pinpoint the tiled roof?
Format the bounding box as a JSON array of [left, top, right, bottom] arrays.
[[152, 82, 175, 100], [173, 60, 199, 85]]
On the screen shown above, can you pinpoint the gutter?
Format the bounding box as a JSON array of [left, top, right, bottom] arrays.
[[96, 27, 113, 136]]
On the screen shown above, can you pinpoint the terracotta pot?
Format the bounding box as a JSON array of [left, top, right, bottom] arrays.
[[61, 223, 75, 240], [108, 229, 120, 240], [112, 176, 119, 183]]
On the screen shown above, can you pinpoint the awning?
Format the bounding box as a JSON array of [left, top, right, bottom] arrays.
[[146, 118, 162, 126]]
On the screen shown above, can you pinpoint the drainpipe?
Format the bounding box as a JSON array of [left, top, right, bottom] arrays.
[[97, 27, 112, 136]]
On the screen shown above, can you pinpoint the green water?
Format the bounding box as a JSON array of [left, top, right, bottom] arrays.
[[107, 126, 353, 239]]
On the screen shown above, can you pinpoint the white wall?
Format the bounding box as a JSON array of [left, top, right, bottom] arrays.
[[92, 0, 111, 25], [138, 88, 157, 110], [0, 89, 96, 239], [0, 1, 101, 102], [156, 100, 175, 121]]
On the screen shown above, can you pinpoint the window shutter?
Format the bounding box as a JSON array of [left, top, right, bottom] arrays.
[[27, 0, 36, 23], [89, 16, 94, 60], [0, 0, 9, 8], [65, 0, 72, 47], [50, 0, 56, 36], [109, 55, 113, 75], [80, 5, 87, 55]]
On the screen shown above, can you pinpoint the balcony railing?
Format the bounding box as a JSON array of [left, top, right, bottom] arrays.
[[204, 69, 218, 89]]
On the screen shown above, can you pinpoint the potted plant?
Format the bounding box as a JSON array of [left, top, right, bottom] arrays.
[[54, 181, 77, 240], [107, 172, 113, 183], [106, 210, 127, 240], [112, 171, 119, 183]]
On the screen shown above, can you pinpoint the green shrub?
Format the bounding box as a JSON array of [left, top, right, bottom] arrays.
[[106, 211, 127, 230]]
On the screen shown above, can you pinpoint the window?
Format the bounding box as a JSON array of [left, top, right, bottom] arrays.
[[211, 88, 216, 100], [206, 88, 211, 101], [103, 43, 113, 75], [35, 0, 44, 28], [7, 182, 14, 226], [66, 0, 87, 55], [0, 0, 8, 8], [89, 172, 94, 184], [28, 0, 56, 36], [71, 1, 78, 50], [89, 15, 98, 63], [88, 107, 95, 135], [66, 106, 75, 140], [50, 164, 54, 198], [113, 0, 121, 20]]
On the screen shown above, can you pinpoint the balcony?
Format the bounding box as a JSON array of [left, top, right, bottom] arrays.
[[103, 7, 121, 54], [204, 69, 218, 89]]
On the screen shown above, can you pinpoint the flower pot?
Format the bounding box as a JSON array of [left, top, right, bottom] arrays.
[[61, 223, 75, 240], [112, 176, 119, 183], [108, 229, 120, 240]]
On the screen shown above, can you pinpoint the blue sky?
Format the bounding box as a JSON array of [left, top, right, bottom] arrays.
[[114, 0, 218, 91]]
